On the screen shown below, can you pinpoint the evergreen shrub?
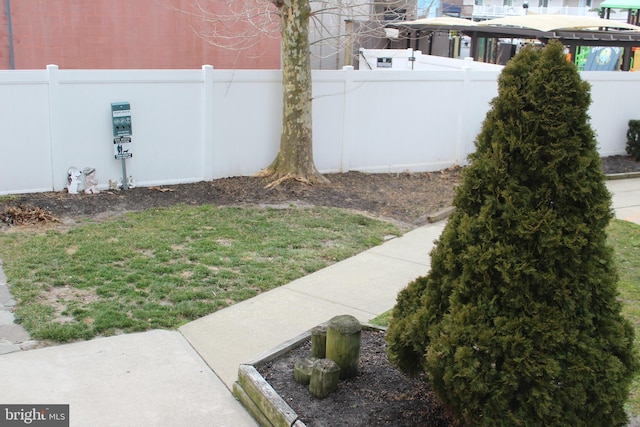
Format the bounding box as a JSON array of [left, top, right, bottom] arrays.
[[386, 41, 638, 426], [627, 120, 640, 161]]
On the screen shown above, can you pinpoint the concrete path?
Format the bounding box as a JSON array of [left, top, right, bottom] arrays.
[[0, 259, 36, 354], [0, 330, 255, 427], [608, 178, 640, 225], [0, 177, 638, 426]]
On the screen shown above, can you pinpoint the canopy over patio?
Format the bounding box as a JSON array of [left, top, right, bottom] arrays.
[[599, 0, 640, 25], [478, 15, 640, 31], [388, 15, 640, 70]]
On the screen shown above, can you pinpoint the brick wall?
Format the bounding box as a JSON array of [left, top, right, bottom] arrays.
[[4, 0, 281, 69]]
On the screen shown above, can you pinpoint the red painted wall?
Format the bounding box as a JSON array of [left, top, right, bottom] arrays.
[[3, 0, 281, 69]]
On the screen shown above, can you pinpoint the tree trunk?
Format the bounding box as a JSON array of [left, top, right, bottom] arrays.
[[261, 0, 328, 187]]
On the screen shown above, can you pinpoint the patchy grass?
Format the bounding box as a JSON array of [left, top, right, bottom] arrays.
[[0, 204, 400, 342]]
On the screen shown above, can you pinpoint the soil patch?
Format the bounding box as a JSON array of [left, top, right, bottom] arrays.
[[1, 169, 464, 229], [602, 154, 640, 174], [256, 329, 454, 427], [2, 155, 637, 229]]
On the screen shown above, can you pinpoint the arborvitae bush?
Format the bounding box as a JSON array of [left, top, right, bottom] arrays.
[[386, 41, 638, 426], [627, 120, 640, 161]]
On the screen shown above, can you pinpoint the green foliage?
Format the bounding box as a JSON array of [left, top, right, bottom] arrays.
[[627, 120, 640, 161], [386, 41, 638, 426]]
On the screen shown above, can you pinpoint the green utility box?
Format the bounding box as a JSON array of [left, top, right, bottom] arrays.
[[111, 102, 132, 137]]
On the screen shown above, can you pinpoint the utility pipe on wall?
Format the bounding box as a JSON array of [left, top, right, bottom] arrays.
[[5, 0, 15, 69]]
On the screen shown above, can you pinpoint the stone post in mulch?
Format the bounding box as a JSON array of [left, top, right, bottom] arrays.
[[309, 359, 341, 399], [326, 314, 361, 379], [294, 357, 316, 385], [311, 325, 327, 358]]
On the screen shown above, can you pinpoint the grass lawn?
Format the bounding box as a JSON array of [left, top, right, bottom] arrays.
[[608, 219, 640, 416], [0, 204, 400, 342]]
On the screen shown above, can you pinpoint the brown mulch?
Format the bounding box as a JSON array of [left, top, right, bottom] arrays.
[[602, 154, 640, 174], [0, 169, 463, 229], [257, 329, 455, 427], [2, 155, 636, 229], [0, 205, 60, 227]]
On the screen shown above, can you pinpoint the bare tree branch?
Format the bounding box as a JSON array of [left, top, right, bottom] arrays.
[[163, 0, 422, 67]]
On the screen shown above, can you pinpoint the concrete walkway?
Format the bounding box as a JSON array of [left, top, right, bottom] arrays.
[[0, 178, 638, 427], [608, 177, 640, 224]]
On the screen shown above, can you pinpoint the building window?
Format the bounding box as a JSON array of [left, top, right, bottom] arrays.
[[503, 0, 513, 5], [475, 0, 483, 5], [384, 7, 407, 21], [538, 0, 548, 6]]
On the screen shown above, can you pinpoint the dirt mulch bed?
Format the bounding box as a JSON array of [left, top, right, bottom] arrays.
[[1, 169, 463, 229], [256, 329, 454, 427], [602, 154, 640, 175], [2, 155, 637, 229]]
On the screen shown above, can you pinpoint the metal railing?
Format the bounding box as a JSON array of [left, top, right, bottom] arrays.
[[471, 5, 601, 19]]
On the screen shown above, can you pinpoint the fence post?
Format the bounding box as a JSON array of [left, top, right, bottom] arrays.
[[456, 64, 472, 166], [202, 65, 215, 180], [46, 64, 61, 191], [341, 65, 355, 173]]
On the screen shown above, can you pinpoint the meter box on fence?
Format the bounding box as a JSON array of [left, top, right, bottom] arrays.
[[111, 102, 133, 190], [111, 102, 132, 137]]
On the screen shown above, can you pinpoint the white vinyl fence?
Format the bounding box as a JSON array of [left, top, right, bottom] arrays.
[[0, 63, 637, 195]]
